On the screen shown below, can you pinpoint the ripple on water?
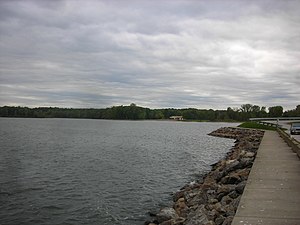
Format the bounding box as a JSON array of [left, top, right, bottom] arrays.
[[0, 118, 237, 225]]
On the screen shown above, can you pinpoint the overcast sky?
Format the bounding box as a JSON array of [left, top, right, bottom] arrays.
[[0, 0, 299, 110]]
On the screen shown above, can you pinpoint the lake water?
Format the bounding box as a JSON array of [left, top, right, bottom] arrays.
[[0, 118, 236, 225]]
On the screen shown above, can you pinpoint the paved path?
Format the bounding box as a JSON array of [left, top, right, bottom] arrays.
[[232, 131, 300, 225]]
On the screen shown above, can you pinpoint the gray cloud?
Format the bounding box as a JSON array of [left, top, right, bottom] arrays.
[[0, 0, 299, 110]]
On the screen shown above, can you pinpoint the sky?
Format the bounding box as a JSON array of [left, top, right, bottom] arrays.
[[0, 0, 299, 110]]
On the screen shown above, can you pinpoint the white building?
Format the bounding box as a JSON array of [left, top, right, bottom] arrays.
[[169, 116, 184, 121]]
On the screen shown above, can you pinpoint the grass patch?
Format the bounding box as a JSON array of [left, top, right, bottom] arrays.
[[238, 121, 277, 131]]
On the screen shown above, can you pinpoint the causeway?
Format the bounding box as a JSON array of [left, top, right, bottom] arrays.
[[232, 131, 300, 225]]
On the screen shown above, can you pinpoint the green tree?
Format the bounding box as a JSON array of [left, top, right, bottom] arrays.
[[283, 105, 300, 117], [240, 104, 253, 113], [268, 106, 283, 117]]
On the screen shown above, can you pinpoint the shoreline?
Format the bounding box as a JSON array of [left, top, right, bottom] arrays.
[[145, 127, 264, 225]]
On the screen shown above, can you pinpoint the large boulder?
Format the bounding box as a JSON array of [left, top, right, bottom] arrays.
[[156, 207, 178, 223], [220, 174, 241, 185], [184, 205, 209, 225], [174, 197, 188, 218], [235, 181, 247, 194]]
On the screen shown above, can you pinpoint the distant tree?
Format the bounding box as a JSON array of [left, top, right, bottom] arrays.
[[226, 107, 235, 120], [147, 109, 163, 119], [251, 105, 260, 113], [268, 106, 283, 117], [283, 105, 300, 117], [240, 104, 253, 113], [1, 104, 297, 121], [258, 106, 268, 118], [182, 108, 200, 120]]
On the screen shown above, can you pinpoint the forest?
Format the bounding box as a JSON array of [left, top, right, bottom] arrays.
[[0, 104, 299, 122]]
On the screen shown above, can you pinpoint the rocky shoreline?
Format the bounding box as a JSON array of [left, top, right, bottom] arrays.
[[145, 127, 264, 225]]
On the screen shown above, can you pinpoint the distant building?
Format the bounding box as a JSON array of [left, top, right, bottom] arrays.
[[169, 116, 184, 121]]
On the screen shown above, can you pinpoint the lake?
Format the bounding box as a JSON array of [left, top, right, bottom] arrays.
[[0, 118, 236, 225]]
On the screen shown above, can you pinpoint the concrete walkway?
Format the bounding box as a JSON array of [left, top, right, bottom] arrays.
[[232, 131, 300, 225]]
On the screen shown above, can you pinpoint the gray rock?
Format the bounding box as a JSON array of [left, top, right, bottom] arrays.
[[224, 204, 236, 216], [208, 198, 218, 204], [215, 215, 225, 225], [156, 207, 177, 223], [221, 174, 241, 185], [205, 221, 216, 225], [232, 195, 241, 209], [222, 216, 234, 225], [186, 189, 209, 207], [185, 205, 209, 225], [206, 208, 218, 221], [221, 195, 233, 205], [239, 158, 253, 168], [228, 190, 239, 199], [235, 181, 247, 194], [223, 159, 240, 174], [174, 197, 188, 217], [173, 217, 186, 225], [212, 202, 226, 214], [244, 152, 255, 158], [160, 219, 173, 225], [217, 185, 236, 195], [173, 190, 185, 202]]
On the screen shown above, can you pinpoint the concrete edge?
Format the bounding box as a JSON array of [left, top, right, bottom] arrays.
[[277, 128, 300, 158]]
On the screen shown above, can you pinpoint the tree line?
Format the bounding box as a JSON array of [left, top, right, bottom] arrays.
[[0, 104, 299, 122]]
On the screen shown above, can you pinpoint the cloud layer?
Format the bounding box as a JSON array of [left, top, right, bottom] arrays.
[[1, 0, 299, 109]]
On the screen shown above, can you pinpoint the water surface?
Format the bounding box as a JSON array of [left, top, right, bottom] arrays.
[[0, 118, 236, 225]]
